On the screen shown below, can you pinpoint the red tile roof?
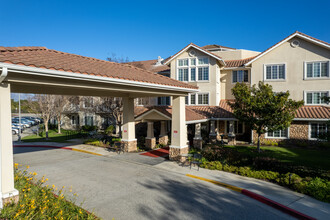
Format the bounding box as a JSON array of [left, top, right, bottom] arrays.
[[224, 56, 257, 68], [135, 101, 330, 122], [202, 44, 236, 50], [127, 59, 170, 74], [296, 106, 330, 119], [0, 46, 197, 89]]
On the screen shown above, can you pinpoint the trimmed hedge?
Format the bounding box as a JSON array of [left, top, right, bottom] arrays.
[[199, 145, 330, 203], [201, 161, 330, 202]]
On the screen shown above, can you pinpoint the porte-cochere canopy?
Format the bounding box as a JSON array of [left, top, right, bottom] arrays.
[[0, 46, 198, 208]]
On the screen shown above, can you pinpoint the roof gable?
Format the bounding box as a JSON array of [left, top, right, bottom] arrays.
[[164, 43, 226, 66], [245, 31, 330, 66]]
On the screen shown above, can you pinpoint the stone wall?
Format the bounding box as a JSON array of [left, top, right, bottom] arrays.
[[145, 138, 156, 149], [169, 146, 189, 162], [159, 135, 168, 145], [252, 121, 311, 145], [121, 140, 137, 152]]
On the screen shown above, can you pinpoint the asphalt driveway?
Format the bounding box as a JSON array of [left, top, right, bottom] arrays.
[[14, 147, 294, 220]]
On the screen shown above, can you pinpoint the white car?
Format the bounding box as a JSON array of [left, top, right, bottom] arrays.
[[12, 128, 19, 135]]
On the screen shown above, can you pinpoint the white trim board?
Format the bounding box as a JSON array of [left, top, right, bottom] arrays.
[[244, 32, 330, 66], [164, 44, 226, 66]]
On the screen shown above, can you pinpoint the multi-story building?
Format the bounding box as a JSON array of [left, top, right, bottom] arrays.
[[132, 31, 330, 148]]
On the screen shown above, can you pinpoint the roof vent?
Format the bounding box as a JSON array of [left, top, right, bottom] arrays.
[[155, 56, 164, 66], [291, 40, 300, 48]]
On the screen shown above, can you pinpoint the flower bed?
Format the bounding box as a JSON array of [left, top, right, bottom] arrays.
[[0, 164, 100, 219]]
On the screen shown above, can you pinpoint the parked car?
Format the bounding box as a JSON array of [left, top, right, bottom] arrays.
[[12, 119, 30, 128], [12, 124, 24, 132], [12, 127, 19, 135]]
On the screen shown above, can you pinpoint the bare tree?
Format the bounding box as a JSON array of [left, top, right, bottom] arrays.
[[29, 94, 56, 139], [106, 53, 131, 63], [53, 96, 71, 134], [98, 97, 123, 137]]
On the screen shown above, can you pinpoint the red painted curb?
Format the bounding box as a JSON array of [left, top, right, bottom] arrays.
[[14, 145, 73, 150], [241, 189, 316, 220]]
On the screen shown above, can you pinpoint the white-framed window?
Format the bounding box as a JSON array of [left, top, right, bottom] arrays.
[[226, 121, 244, 134], [304, 91, 329, 105], [185, 93, 209, 105], [190, 94, 196, 105], [266, 128, 288, 139], [309, 122, 328, 140], [305, 61, 329, 79], [177, 57, 209, 82], [198, 93, 209, 105], [233, 70, 248, 83], [84, 116, 94, 126], [264, 64, 286, 80], [157, 97, 170, 106]]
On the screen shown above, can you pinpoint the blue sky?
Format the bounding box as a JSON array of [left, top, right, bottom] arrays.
[[1, 0, 329, 63]]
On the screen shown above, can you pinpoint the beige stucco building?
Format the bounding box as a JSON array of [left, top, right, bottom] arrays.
[[132, 31, 330, 147]]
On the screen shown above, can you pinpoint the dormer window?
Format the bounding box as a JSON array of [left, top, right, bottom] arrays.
[[177, 57, 209, 82]]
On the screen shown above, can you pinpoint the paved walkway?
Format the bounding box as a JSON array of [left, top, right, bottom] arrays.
[[13, 143, 330, 219]]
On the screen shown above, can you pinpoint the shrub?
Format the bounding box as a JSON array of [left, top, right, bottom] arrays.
[[81, 125, 98, 132], [84, 139, 104, 147], [104, 125, 115, 135], [200, 160, 330, 203], [263, 140, 279, 146]]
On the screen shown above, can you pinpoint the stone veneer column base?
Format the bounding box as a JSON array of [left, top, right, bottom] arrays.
[[145, 137, 156, 150], [169, 146, 189, 162], [121, 140, 137, 152], [193, 138, 203, 149], [209, 134, 217, 144], [2, 189, 19, 206], [158, 135, 168, 145], [228, 136, 236, 145]]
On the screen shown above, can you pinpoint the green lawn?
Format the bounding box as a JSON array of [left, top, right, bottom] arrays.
[[22, 129, 82, 143], [222, 145, 330, 170]]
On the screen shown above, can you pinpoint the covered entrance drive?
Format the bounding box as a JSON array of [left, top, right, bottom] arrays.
[[0, 46, 198, 207]]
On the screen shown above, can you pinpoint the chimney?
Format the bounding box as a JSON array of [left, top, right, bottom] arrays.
[[155, 56, 164, 66]]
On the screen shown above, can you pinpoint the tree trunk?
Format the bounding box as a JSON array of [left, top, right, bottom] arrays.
[[57, 115, 61, 134], [45, 120, 49, 139], [257, 133, 261, 153], [118, 123, 122, 139]]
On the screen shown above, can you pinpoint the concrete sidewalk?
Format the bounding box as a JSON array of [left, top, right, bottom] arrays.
[[14, 143, 330, 219]]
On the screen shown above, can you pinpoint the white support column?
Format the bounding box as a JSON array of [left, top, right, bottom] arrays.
[[0, 83, 19, 207], [160, 121, 166, 136], [170, 96, 188, 161], [159, 121, 169, 146], [209, 120, 217, 143], [228, 120, 236, 145], [210, 120, 216, 135], [122, 97, 137, 152], [145, 121, 156, 149], [147, 122, 154, 138], [194, 123, 202, 139], [193, 123, 203, 149]]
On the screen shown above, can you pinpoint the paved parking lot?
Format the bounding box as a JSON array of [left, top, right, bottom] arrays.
[[14, 147, 294, 220]]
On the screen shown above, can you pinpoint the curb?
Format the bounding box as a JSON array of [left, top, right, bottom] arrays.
[[13, 145, 103, 156], [186, 174, 316, 220]]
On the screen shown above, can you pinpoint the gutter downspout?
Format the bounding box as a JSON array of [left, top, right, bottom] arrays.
[[0, 67, 7, 208]]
